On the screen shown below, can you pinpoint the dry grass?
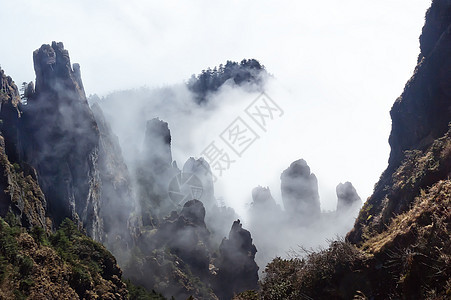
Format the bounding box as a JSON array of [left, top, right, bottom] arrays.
[[257, 180, 451, 299], [364, 180, 450, 254]]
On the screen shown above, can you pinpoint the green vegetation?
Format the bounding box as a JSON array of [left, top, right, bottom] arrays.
[[188, 59, 266, 104], [49, 218, 119, 296], [125, 279, 166, 300], [30, 226, 47, 246], [12, 163, 20, 172], [0, 218, 35, 298], [0, 217, 134, 298], [233, 290, 259, 299]]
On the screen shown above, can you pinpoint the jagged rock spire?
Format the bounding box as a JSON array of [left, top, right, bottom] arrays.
[[215, 219, 259, 299], [281, 159, 321, 222], [23, 42, 102, 239]]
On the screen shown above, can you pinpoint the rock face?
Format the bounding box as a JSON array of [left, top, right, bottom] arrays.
[[180, 198, 207, 226], [388, 0, 451, 169], [156, 200, 212, 280], [419, 0, 451, 62], [215, 220, 259, 300], [348, 0, 451, 243], [248, 186, 283, 233], [247, 186, 283, 276], [0, 69, 132, 297], [0, 68, 23, 164], [0, 42, 271, 299], [257, 3, 450, 298], [91, 103, 134, 252], [0, 133, 48, 231], [1, 42, 134, 244], [136, 118, 179, 225], [182, 157, 238, 245], [251, 186, 279, 209], [182, 157, 216, 210], [336, 182, 362, 213], [20, 42, 102, 240], [126, 199, 218, 299], [0, 67, 49, 231], [142, 118, 173, 170], [280, 159, 321, 222]]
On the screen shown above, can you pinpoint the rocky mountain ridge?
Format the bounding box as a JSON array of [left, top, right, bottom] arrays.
[[0, 42, 261, 299], [247, 0, 451, 298], [348, 0, 451, 244], [1, 1, 447, 297]]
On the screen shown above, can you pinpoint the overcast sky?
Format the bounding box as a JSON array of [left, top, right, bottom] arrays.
[[0, 0, 432, 216]]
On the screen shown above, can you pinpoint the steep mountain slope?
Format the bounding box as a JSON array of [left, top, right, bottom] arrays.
[[91, 102, 134, 258], [1, 42, 137, 248], [347, 0, 451, 244], [250, 0, 451, 299], [0, 215, 167, 299], [0, 69, 49, 232], [0, 63, 161, 300], [21, 42, 103, 239]]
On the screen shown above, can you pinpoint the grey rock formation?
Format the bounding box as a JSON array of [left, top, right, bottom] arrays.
[[91, 103, 134, 249], [129, 199, 215, 298], [181, 157, 238, 244], [22, 42, 102, 239], [336, 182, 362, 213], [248, 186, 283, 275], [251, 186, 279, 209], [349, 0, 451, 243], [142, 118, 172, 170], [248, 186, 283, 231], [182, 157, 216, 209], [136, 118, 179, 225], [281, 159, 321, 222], [215, 220, 259, 300], [388, 1, 451, 169], [0, 68, 23, 164], [0, 68, 48, 230], [160, 199, 212, 280]]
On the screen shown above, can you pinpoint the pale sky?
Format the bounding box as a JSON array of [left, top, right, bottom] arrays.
[[0, 0, 432, 216]]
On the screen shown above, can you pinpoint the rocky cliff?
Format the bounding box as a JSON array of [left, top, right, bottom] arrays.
[[0, 41, 269, 299], [348, 0, 451, 243], [91, 103, 134, 259], [0, 68, 48, 231], [388, 1, 451, 170], [19, 42, 102, 239], [0, 45, 150, 299], [182, 157, 216, 211], [182, 157, 238, 246], [215, 220, 259, 300], [125, 199, 219, 299], [136, 118, 180, 226], [252, 1, 451, 298], [0, 68, 23, 164]]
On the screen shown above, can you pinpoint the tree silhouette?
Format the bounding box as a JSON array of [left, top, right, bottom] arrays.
[[187, 59, 267, 104]]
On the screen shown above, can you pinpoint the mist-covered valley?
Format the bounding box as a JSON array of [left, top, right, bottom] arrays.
[[90, 60, 364, 276], [0, 0, 449, 299], [0, 46, 364, 298]]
